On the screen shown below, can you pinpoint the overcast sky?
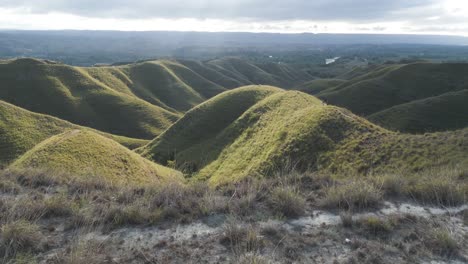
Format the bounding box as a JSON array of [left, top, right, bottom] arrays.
[[0, 0, 467, 35]]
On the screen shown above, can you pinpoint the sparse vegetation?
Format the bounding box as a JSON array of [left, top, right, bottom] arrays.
[[372, 167, 468, 206], [0, 166, 466, 263], [424, 228, 459, 257]]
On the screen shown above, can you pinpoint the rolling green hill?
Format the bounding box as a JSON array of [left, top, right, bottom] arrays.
[[319, 63, 468, 115], [368, 89, 468, 133], [11, 130, 183, 185], [139, 85, 283, 169], [0, 59, 180, 139], [205, 57, 312, 88], [0, 100, 148, 167], [318, 62, 468, 133], [0, 58, 315, 139], [141, 88, 468, 186]]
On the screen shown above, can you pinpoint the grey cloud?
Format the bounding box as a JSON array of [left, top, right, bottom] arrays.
[[0, 0, 439, 21]]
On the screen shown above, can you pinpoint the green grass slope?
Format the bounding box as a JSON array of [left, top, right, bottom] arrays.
[[319, 63, 468, 116], [206, 58, 314, 88], [121, 61, 206, 111], [139, 85, 283, 170], [0, 57, 317, 140], [11, 130, 183, 185], [157, 60, 227, 98], [295, 79, 346, 94], [0, 100, 149, 167], [368, 89, 468, 133], [177, 59, 246, 89], [0, 59, 179, 139], [142, 88, 468, 186]]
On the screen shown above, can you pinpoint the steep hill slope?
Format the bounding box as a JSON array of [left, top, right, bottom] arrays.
[[368, 89, 468, 133], [0, 59, 179, 139], [0, 100, 148, 167], [11, 130, 182, 185], [142, 88, 468, 186]]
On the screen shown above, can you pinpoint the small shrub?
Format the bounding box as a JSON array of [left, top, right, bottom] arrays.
[[404, 167, 467, 206], [43, 195, 74, 218], [200, 194, 229, 215], [267, 187, 305, 217], [150, 183, 203, 219], [10, 253, 37, 264], [359, 216, 393, 235], [373, 174, 405, 197], [0, 220, 42, 258], [0, 180, 21, 194], [462, 210, 468, 226], [8, 197, 47, 221], [14, 169, 58, 188], [102, 204, 155, 229], [340, 211, 354, 228], [222, 218, 247, 248], [229, 194, 258, 217], [53, 239, 105, 264], [425, 228, 458, 257], [244, 227, 264, 252], [226, 179, 266, 217], [222, 218, 263, 255], [237, 253, 270, 264], [321, 180, 382, 210]]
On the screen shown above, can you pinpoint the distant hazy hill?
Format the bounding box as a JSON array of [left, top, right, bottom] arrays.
[[318, 62, 468, 133], [11, 130, 182, 185], [141, 87, 468, 186], [1, 30, 467, 65], [0, 58, 313, 139], [0, 100, 148, 167]]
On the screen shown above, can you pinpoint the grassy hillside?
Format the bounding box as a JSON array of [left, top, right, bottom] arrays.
[[142, 88, 468, 186], [0, 58, 316, 139], [11, 130, 182, 185], [177, 59, 246, 89], [206, 58, 314, 88], [368, 89, 468, 133], [319, 63, 468, 116], [139, 85, 283, 169], [0, 100, 148, 167], [295, 79, 346, 94], [0, 59, 179, 139]]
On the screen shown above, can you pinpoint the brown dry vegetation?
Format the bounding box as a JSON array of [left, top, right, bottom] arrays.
[[0, 166, 466, 263]]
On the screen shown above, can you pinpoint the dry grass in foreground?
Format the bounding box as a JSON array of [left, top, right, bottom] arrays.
[[0, 166, 466, 263]]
